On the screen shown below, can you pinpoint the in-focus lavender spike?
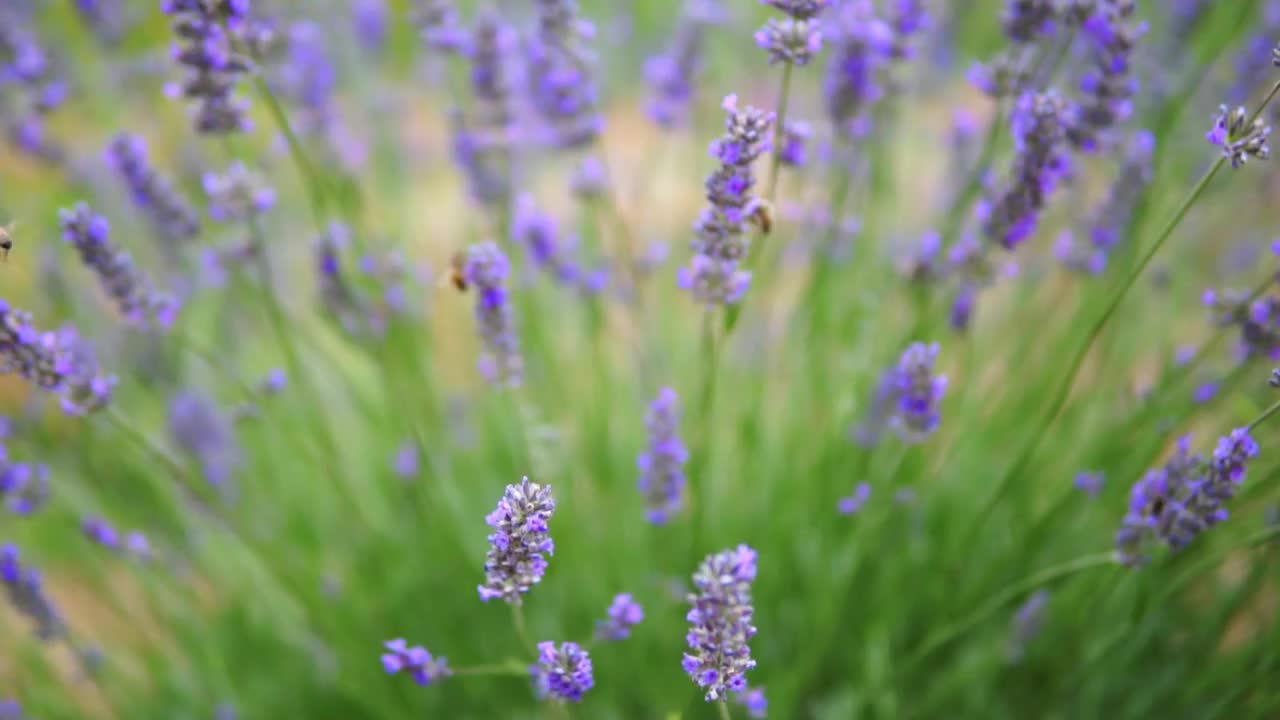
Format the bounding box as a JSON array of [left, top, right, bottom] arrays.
[[478, 476, 555, 603], [683, 545, 759, 701], [532, 641, 594, 702], [1207, 104, 1272, 168]]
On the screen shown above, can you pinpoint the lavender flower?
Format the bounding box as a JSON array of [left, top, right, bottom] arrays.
[[1074, 472, 1105, 498], [1062, 130, 1155, 274], [838, 482, 872, 515], [638, 387, 689, 523], [61, 203, 180, 330], [884, 0, 928, 60], [204, 162, 276, 223], [858, 343, 948, 444], [755, 16, 824, 67], [1065, 0, 1144, 152], [169, 389, 240, 486], [0, 301, 114, 415], [679, 95, 773, 306], [1116, 430, 1260, 566], [315, 223, 370, 336], [979, 91, 1070, 250], [779, 120, 812, 166], [162, 0, 254, 134], [1207, 104, 1271, 169], [596, 593, 644, 641], [353, 0, 389, 53], [970, 0, 1058, 98], [0, 9, 69, 162], [465, 242, 523, 388], [0, 699, 20, 720], [381, 639, 452, 686], [513, 195, 583, 288], [1002, 0, 1058, 43], [83, 516, 121, 550], [453, 13, 516, 206], [106, 134, 201, 246], [1, 441, 49, 517], [527, 0, 603, 148], [644, 2, 720, 130], [903, 230, 944, 282], [275, 21, 338, 140], [683, 545, 759, 702], [1006, 590, 1050, 662], [1, 544, 65, 641], [1203, 289, 1280, 361], [393, 440, 420, 479], [824, 0, 891, 139], [478, 476, 555, 604], [414, 0, 468, 54], [532, 641, 594, 703], [736, 687, 768, 718]]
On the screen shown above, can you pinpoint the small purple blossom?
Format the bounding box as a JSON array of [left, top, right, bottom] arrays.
[[532, 641, 594, 703], [779, 120, 812, 167], [394, 440, 420, 479], [465, 242, 523, 388], [1074, 472, 1105, 498], [824, 0, 891, 138], [1, 544, 65, 641], [683, 545, 758, 702], [838, 482, 872, 515], [204, 162, 276, 223], [596, 593, 644, 641], [479, 476, 555, 604], [638, 387, 689, 524], [885, 0, 928, 59], [736, 687, 769, 718], [858, 343, 948, 445], [1007, 590, 1050, 662], [82, 516, 120, 550], [353, 0, 389, 53], [644, 2, 720, 129], [169, 390, 241, 486], [381, 639, 452, 686], [755, 17, 824, 67], [1207, 104, 1271, 168], [61, 203, 180, 331], [0, 699, 21, 720], [1, 441, 50, 516], [979, 91, 1070, 250], [0, 301, 114, 415]]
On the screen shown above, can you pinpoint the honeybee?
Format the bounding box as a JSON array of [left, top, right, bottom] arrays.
[[749, 200, 775, 235], [0, 221, 16, 261], [447, 251, 468, 292]]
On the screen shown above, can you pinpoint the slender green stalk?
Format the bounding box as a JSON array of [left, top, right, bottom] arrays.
[[512, 604, 536, 656], [905, 552, 1117, 667], [763, 63, 794, 206], [452, 661, 531, 678], [717, 700, 733, 720], [1247, 397, 1280, 432], [940, 101, 1005, 250], [102, 406, 189, 486]]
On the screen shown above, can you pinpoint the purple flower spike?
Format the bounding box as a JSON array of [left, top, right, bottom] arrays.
[[838, 483, 872, 515], [532, 641, 594, 703], [1208, 104, 1271, 168], [644, 2, 721, 130], [855, 343, 948, 445], [1, 544, 66, 641], [681, 95, 773, 306], [736, 687, 769, 718], [980, 91, 1070, 251], [1116, 430, 1259, 566], [61, 203, 180, 331], [638, 388, 689, 523], [381, 639, 452, 686], [479, 477, 555, 604], [465, 242, 523, 388], [0, 301, 114, 415], [1066, 0, 1145, 152], [527, 0, 603, 148], [684, 545, 759, 702], [163, 0, 253, 134], [1074, 472, 1105, 498], [596, 593, 645, 641], [824, 1, 891, 139], [1007, 590, 1050, 662], [106, 134, 201, 246]]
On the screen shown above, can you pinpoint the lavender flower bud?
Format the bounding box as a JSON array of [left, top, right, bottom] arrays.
[[1, 544, 66, 641], [779, 120, 812, 166], [979, 91, 1070, 250], [393, 440, 420, 480], [596, 593, 645, 641], [755, 17, 823, 66], [1116, 431, 1260, 566], [169, 389, 241, 486], [513, 195, 583, 289], [465, 242, 523, 388], [1006, 590, 1050, 662], [381, 639, 452, 686], [527, 0, 603, 148], [683, 545, 759, 702], [680, 95, 773, 306], [736, 687, 768, 718], [638, 387, 689, 524], [106, 134, 201, 246], [163, 0, 254, 134], [1207, 104, 1272, 168], [644, 2, 720, 130], [0, 699, 20, 719], [1, 442, 49, 517], [60, 203, 180, 331], [204, 162, 276, 223], [1074, 472, 1105, 498], [353, 0, 389, 53], [478, 476, 555, 604], [885, 0, 928, 60], [531, 641, 594, 703], [824, 0, 891, 138]]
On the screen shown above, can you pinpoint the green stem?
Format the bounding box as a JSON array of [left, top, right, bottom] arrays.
[[1248, 397, 1280, 432], [764, 63, 794, 206], [717, 700, 733, 720], [102, 406, 192, 490], [905, 551, 1117, 667], [941, 101, 1005, 250], [451, 660, 531, 677], [512, 604, 536, 656], [251, 76, 330, 229]]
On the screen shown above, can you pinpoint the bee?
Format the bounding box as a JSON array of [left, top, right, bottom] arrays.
[[749, 200, 775, 235], [447, 251, 468, 292], [0, 221, 16, 261]]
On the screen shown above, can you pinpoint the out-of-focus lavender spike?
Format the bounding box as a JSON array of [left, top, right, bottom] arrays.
[[637, 387, 689, 524], [382, 638, 453, 686], [1074, 471, 1104, 498], [1227, 3, 1280, 102], [353, 0, 389, 54], [644, 1, 722, 130], [106, 133, 201, 247], [1065, 0, 1144, 152], [1006, 590, 1050, 662], [414, 0, 468, 54], [204, 162, 277, 223], [855, 342, 948, 444], [74, 0, 128, 45], [837, 482, 871, 515], [513, 195, 583, 289], [60, 203, 181, 331], [735, 687, 768, 718], [885, 0, 929, 60], [1, 436, 50, 516], [527, 0, 604, 148], [902, 230, 944, 282], [824, 0, 892, 139], [1203, 287, 1280, 361], [570, 155, 608, 200], [162, 0, 255, 134], [1116, 431, 1259, 566], [453, 12, 516, 207], [679, 95, 773, 306], [478, 476, 554, 603], [315, 222, 368, 335], [0, 8, 69, 163], [169, 389, 241, 487], [1, 544, 66, 641], [1059, 130, 1154, 275], [465, 242, 523, 388], [595, 593, 644, 641], [978, 91, 1070, 251], [275, 21, 338, 141], [1207, 104, 1272, 169], [970, 0, 1059, 99], [779, 120, 812, 167]]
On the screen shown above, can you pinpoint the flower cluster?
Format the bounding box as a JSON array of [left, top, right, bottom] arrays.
[[1, 544, 65, 641], [381, 639, 452, 686], [683, 545, 759, 702], [755, 0, 827, 68], [204, 162, 277, 223], [679, 95, 773, 306], [979, 91, 1070, 251], [824, 0, 892, 139], [1, 431, 50, 517], [1207, 104, 1272, 168], [0, 301, 114, 415], [856, 343, 948, 445], [531, 641, 595, 702], [162, 0, 254, 134], [1116, 431, 1260, 566], [513, 195, 602, 294], [61, 203, 180, 331], [0, 8, 69, 162], [1202, 288, 1280, 362], [168, 389, 241, 486], [478, 476, 556, 604], [465, 242, 523, 388], [596, 593, 644, 641], [637, 387, 689, 524], [453, 12, 516, 206], [82, 516, 151, 561], [1055, 130, 1155, 275], [970, 0, 1058, 98], [645, 2, 721, 130], [527, 0, 602, 148], [106, 134, 201, 246], [1066, 0, 1144, 152]]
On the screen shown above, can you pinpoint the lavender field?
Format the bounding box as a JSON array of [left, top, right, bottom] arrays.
[[3, 0, 1280, 718]]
